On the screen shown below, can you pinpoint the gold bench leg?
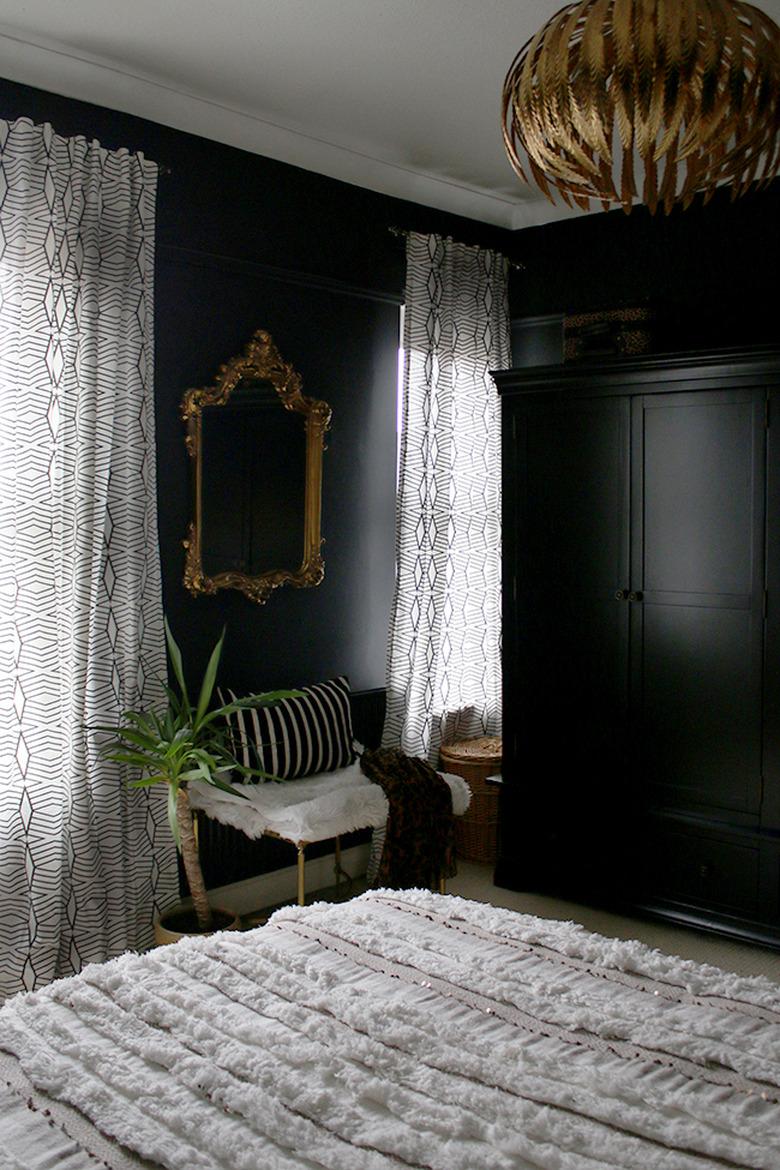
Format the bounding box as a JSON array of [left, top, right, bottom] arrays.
[[297, 845, 306, 906], [333, 835, 354, 898], [439, 877, 446, 895]]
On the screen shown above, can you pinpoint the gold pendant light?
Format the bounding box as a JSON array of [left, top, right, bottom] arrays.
[[502, 0, 780, 213]]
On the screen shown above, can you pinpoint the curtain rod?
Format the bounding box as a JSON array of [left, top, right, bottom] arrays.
[[388, 225, 525, 270]]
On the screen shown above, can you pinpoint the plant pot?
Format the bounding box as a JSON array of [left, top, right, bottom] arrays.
[[153, 905, 241, 946]]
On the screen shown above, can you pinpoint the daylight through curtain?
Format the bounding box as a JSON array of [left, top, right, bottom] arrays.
[[382, 231, 510, 765], [0, 118, 178, 999]]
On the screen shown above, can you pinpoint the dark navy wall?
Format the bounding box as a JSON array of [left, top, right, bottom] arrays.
[[507, 182, 780, 357], [0, 78, 512, 697], [2, 77, 777, 693]]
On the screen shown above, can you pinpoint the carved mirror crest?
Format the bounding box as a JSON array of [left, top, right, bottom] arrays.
[[181, 329, 331, 605]]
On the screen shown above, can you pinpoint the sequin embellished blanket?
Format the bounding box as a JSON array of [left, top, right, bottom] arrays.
[[1, 889, 779, 1170]]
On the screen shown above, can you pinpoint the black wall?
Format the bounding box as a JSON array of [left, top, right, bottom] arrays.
[[0, 78, 512, 697], [8, 76, 773, 696], [508, 182, 780, 360]]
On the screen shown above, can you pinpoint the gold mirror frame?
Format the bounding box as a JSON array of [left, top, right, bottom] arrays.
[[181, 329, 331, 605]]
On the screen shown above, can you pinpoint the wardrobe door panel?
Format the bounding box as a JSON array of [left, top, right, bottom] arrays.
[[504, 396, 630, 888], [642, 398, 755, 595], [641, 604, 760, 811], [633, 390, 765, 816], [522, 408, 627, 588], [763, 386, 780, 829]]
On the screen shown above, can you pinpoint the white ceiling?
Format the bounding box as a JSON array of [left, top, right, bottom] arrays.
[[0, 0, 778, 230]]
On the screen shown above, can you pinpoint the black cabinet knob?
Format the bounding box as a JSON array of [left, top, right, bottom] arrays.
[[614, 589, 629, 601], [628, 590, 644, 602]]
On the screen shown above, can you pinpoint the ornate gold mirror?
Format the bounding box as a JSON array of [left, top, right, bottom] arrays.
[[181, 329, 331, 604]]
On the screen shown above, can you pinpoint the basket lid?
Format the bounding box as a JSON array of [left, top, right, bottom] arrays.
[[439, 735, 502, 765]]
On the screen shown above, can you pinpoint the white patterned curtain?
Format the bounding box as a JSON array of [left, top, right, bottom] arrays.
[[383, 232, 510, 765], [0, 118, 177, 1000]]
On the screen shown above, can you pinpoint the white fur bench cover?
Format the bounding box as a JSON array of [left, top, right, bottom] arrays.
[[186, 758, 471, 843], [1, 890, 779, 1170]]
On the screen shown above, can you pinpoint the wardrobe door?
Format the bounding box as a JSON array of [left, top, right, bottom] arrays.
[[632, 389, 765, 818], [501, 394, 631, 891], [763, 384, 780, 832]]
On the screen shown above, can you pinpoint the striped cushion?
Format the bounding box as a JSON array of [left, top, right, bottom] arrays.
[[223, 676, 356, 780]]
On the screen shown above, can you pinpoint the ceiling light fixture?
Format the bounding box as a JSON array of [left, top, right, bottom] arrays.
[[502, 0, 780, 214]]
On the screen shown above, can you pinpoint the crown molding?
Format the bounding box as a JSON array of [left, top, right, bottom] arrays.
[[0, 28, 538, 229]]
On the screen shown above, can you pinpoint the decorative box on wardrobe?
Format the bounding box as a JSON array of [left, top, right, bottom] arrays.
[[494, 347, 780, 948]]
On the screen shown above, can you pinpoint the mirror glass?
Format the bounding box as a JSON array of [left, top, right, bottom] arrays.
[[181, 329, 330, 605], [200, 380, 305, 577]]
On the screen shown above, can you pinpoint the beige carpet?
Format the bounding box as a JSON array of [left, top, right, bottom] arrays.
[[448, 860, 780, 984]]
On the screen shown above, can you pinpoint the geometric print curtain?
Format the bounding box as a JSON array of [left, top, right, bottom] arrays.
[[382, 231, 510, 766], [0, 118, 177, 1000]]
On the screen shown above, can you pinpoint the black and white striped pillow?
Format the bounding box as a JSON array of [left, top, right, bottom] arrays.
[[223, 676, 356, 780]]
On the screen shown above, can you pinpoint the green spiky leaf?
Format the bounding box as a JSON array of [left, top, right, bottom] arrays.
[[207, 771, 250, 799], [203, 690, 304, 725], [96, 621, 296, 876], [164, 617, 190, 710], [194, 626, 225, 727], [128, 775, 168, 788]]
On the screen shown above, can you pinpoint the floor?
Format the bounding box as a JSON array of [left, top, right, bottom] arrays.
[[254, 858, 780, 985]]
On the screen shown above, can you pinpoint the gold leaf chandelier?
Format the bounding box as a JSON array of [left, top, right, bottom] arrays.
[[501, 0, 780, 214]]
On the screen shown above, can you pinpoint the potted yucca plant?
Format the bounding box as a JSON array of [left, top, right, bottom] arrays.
[[99, 619, 298, 940]]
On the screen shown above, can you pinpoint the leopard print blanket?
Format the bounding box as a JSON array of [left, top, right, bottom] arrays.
[[359, 747, 456, 889]]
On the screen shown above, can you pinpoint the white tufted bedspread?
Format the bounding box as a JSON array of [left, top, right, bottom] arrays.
[[1, 889, 779, 1170]]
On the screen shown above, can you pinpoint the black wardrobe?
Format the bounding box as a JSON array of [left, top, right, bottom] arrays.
[[494, 348, 780, 948]]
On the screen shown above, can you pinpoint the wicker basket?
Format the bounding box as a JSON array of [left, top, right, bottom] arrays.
[[439, 736, 502, 864]]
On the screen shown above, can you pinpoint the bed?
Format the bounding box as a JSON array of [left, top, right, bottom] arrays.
[[1, 889, 779, 1170]]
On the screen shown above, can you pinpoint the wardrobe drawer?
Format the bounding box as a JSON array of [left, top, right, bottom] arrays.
[[642, 826, 760, 916]]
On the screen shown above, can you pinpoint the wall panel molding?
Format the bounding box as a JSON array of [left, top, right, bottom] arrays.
[[159, 243, 404, 306]]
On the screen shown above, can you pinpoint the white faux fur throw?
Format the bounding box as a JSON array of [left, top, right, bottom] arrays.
[[186, 758, 471, 842], [1, 890, 779, 1170]]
